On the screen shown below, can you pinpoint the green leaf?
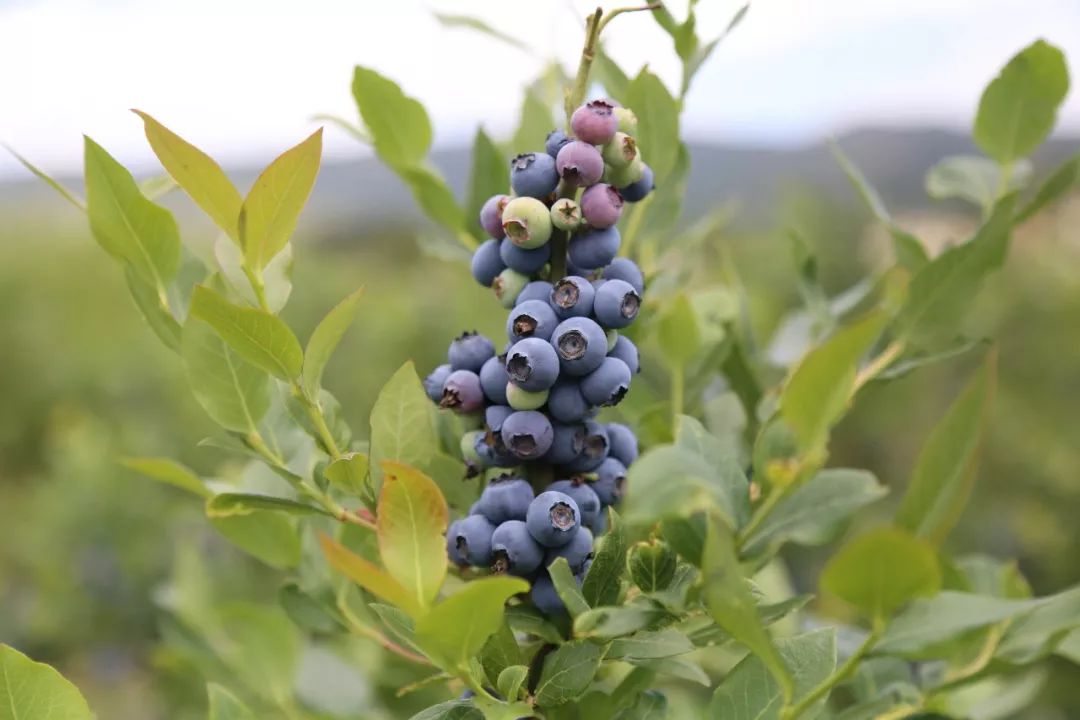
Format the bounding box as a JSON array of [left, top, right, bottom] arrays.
[[0, 644, 92, 720], [319, 534, 423, 618], [624, 69, 680, 184], [504, 605, 564, 644], [702, 513, 794, 701], [369, 362, 440, 489], [84, 136, 181, 290], [478, 621, 521, 688], [656, 293, 702, 370], [210, 512, 300, 569], [581, 508, 629, 607], [1016, 153, 1080, 222], [182, 317, 272, 433], [189, 285, 304, 381], [124, 267, 183, 351], [369, 603, 422, 651], [548, 557, 590, 617], [896, 355, 996, 544], [278, 583, 346, 635], [742, 469, 887, 553], [821, 527, 941, 622], [628, 541, 678, 594], [624, 445, 743, 527], [997, 586, 1080, 664], [683, 5, 749, 96], [206, 683, 256, 720], [121, 456, 211, 498], [239, 129, 322, 269], [511, 90, 555, 156], [415, 576, 530, 670], [675, 415, 751, 526], [408, 701, 483, 720], [401, 165, 466, 234], [376, 460, 449, 610], [574, 605, 666, 640], [926, 154, 1032, 211], [325, 452, 370, 497], [878, 591, 1040, 656], [534, 640, 604, 708], [708, 629, 837, 720], [465, 128, 506, 240], [974, 40, 1070, 164], [3, 143, 86, 211], [303, 288, 363, 398], [219, 603, 300, 704], [780, 311, 887, 454], [352, 66, 432, 169], [661, 516, 707, 568], [434, 12, 526, 53], [133, 111, 242, 242], [608, 629, 695, 660], [206, 493, 328, 518], [594, 48, 630, 100], [496, 665, 529, 703]]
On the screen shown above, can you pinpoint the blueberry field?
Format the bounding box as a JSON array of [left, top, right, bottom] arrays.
[[2, 3, 1080, 719]]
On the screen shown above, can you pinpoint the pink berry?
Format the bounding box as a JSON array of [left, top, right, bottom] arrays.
[[579, 184, 624, 229], [556, 141, 604, 188], [570, 99, 618, 145]]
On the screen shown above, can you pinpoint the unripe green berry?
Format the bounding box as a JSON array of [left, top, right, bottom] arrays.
[[550, 198, 583, 231], [614, 106, 638, 135], [605, 329, 619, 352], [493, 268, 529, 308], [460, 430, 484, 464], [602, 132, 639, 171], [605, 154, 645, 188], [502, 196, 553, 249], [506, 382, 549, 410], [627, 539, 677, 592]]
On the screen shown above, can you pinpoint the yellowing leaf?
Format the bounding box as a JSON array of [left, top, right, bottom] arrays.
[[377, 461, 449, 609], [303, 287, 363, 398], [319, 534, 423, 618]]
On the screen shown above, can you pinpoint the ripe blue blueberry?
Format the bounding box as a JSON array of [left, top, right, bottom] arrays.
[[493, 269, 529, 309], [479, 355, 510, 404], [484, 404, 514, 435], [543, 422, 587, 466], [501, 410, 554, 460], [448, 331, 495, 372], [491, 519, 545, 576], [593, 279, 641, 329], [531, 572, 567, 616], [516, 280, 555, 305], [571, 99, 618, 145], [602, 257, 645, 295], [471, 238, 507, 287], [592, 457, 628, 505], [545, 128, 572, 158], [580, 357, 632, 406], [446, 514, 496, 566], [474, 429, 517, 469], [546, 478, 601, 528], [424, 363, 452, 403], [552, 316, 608, 376], [476, 475, 535, 525], [480, 194, 509, 239], [609, 334, 640, 374], [619, 163, 654, 203], [601, 132, 639, 171], [507, 299, 559, 343], [546, 526, 594, 574], [550, 276, 596, 319], [502, 196, 552, 249], [568, 226, 621, 270], [580, 184, 624, 229], [506, 337, 560, 391], [499, 238, 550, 275], [506, 383, 549, 411], [510, 152, 559, 199], [440, 369, 484, 413], [550, 198, 583, 231], [589, 508, 608, 535], [564, 419, 609, 473], [605, 422, 639, 466], [547, 378, 594, 423], [526, 490, 581, 548], [556, 141, 605, 188]]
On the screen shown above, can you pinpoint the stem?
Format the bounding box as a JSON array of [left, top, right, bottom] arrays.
[[596, 3, 663, 35], [737, 482, 788, 548], [853, 341, 905, 393], [565, 8, 604, 122], [781, 627, 882, 720], [242, 264, 271, 311], [337, 595, 432, 666], [671, 364, 685, 425]]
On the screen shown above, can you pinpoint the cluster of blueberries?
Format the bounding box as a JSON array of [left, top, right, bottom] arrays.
[[423, 98, 651, 615]]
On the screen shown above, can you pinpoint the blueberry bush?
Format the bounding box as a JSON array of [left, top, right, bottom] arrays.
[[4, 4, 1079, 719]]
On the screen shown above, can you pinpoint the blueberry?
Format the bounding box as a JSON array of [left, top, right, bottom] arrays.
[[543, 422, 587, 466], [545, 128, 572, 158], [446, 514, 496, 566], [550, 276, 596, 319], [530, 572, 567, 616], [476, 475, 535, 525], [480, 194, 510, 239], [602, 257, 644, 295], [602, 132, 639, 170], [510, 152, 559, 200], [593, 279, 640, 329], [556, 141, 605, 188], [580, 184, 624, 229], [491, 519, 544, 576], [516, 280, 555, 305], [480, 355, 510, 404], [609, 335, 640, 374], [506, 383, 549, 411], [614, 106, 638, 135], [460, 430, 484, 471], [576, 557, 594, 582], [580, 357, 632, 406], [547, 378, 593, 423], [619, 164, 654, 203], [527, 490, 581, 548], [550, 198, 582, 231], [571, 99, 618, 145], [485, 405, 514, 435], [546, 478, 601, 528], [506, 337, 560, 391], [564, 420, 609, 473], [589, 508, 609, 535], [546, 526, 593, 574], [568, 226, 620, 270], [499, 238, 550, 275], [606, 155, 645, 189], [440, 370, 484, 413], [424, 363, 452, 403], [471, 238, 507, 287], [592, 457, 627, 505], [507, 299, 559, 343], [551, 317, 608, 376], [567, 257, 595, 279], [501, 410, 554, 460], [475, 429, 517, 468], [606, 422, 639, 466], [448, 331, 495, 372], [502, 196, 552, 249], [493, 269, 529, 308]]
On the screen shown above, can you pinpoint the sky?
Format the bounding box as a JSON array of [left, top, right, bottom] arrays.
[[0, 0, 1078, 181]]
